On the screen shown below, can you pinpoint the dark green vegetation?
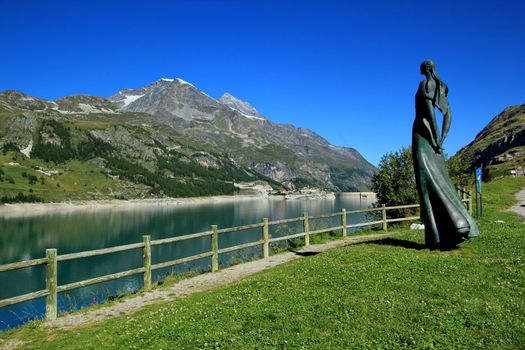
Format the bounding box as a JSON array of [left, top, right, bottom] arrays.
[[2, 177, 524, 349], [371, 146, 418, 218], [0, 97, 279, 202], [454, 103, 525, 179]]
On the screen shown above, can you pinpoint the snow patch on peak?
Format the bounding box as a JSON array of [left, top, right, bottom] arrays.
[[121, 94, 144, 107], [159, 77, 195, 87], [240, 111, 265, 121], [175, 78, 195, 87]]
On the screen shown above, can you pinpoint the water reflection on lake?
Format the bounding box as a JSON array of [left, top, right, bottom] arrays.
[[0, 194, 375, 330]]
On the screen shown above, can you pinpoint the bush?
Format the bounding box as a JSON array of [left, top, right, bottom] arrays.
[[371, 147, 418, 214], [447, 155, 473, 189], [27, 174, 38, 185]]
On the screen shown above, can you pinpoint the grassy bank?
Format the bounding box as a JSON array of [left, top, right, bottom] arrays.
[[0, 151, 123, 202], [1, 177, 525, 349]]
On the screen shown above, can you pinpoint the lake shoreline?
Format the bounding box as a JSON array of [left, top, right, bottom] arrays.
[[0, 192, 376, 218], [0, 194, 280, 218]]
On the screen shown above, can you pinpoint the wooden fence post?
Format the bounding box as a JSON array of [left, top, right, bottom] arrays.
[[262, 218, 269, 258], [45, 248, 57, 321], [341, 208, 347, 237], [382, 204, 388, 232], [303, 212, 310, 246], [211, 225, 219, 272], [142, 235, 151, 291]]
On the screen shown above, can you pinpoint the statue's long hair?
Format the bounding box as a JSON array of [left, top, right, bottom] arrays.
[[421, 59, 448, 105]]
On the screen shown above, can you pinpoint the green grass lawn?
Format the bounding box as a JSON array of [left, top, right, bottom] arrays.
[[1, 177, 524, 349]]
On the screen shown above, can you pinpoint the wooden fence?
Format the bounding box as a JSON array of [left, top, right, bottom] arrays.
[[0, 195, 472, 321]]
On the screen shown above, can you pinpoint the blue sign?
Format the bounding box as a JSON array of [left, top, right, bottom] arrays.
[[475, 166, 482, 193]]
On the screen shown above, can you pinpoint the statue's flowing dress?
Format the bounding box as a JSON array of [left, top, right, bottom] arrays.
[[412, 80, 480, 248]]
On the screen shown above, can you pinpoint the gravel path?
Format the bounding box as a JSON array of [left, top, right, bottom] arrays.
[[510, 187, 525, 221], [44, 232, 394, 330]]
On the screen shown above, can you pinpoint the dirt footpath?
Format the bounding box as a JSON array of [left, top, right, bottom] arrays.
[[510, 187, 525, 221], [46, 232, 394, 330]]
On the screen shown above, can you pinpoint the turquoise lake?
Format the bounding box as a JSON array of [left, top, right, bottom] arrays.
[[0, 194, 376, 330]]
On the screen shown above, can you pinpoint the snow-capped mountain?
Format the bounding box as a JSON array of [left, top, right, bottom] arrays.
[[109, 78, 222, 122], [108, 78, 376, 191], [1, 79, 377, 191]]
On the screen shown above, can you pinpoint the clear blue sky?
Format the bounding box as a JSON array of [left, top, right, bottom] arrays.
[[1, 0, 524, 166]]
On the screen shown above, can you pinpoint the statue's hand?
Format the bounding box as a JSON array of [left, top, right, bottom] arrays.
[[433, 139, 443, 154]]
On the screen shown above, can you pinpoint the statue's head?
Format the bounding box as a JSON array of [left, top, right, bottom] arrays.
[[420, 60, 435, 75]]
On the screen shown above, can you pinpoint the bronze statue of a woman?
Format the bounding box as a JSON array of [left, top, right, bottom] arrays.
[[412, 60, 480, 249]]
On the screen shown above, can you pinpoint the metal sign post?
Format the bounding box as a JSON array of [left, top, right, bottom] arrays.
[[475, 165, 483, 217]]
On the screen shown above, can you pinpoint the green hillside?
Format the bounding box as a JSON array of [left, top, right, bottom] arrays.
[[454, 103, 525, 178]]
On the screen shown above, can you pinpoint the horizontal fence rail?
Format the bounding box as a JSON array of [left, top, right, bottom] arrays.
[[150, 230, 212, 246], [0, 191, 473, 321], [0, 258, 48, 273], [57, 242, 145, 262], [0, 289, 49, 308], [217, 222, 265, 234], [57, 267, 146, 293]]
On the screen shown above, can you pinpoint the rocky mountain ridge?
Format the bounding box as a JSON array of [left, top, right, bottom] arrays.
[[109, 78, 376, 191], [218, 92, 265, 119], [454, 103, 525, 178]]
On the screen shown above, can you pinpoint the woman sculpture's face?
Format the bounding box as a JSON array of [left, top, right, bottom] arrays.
[[420, 60, 434, 76], [420, 63, 431, 76]]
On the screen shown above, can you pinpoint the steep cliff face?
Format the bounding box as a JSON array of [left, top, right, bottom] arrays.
[[109, 78, 376, 191], [454, 103, 525, 177]]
